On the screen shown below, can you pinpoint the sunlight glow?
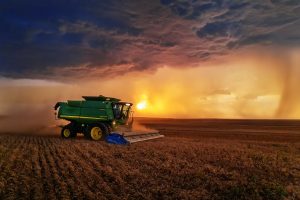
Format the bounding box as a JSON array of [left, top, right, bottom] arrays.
[[136, 100, 147, 110]]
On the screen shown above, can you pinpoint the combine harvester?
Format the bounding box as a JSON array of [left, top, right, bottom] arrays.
[[54, 95, 164, 143]]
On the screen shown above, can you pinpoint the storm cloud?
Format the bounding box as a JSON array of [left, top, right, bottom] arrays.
[[0, 0, 299, 79]]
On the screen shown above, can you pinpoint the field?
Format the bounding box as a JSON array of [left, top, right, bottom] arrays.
[[0, 118, 300, 199]]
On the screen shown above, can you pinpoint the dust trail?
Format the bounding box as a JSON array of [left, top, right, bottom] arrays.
[[0, 83, 71, 135], [131, 120, 158, 132], [114, 119, 158, 135], [0, 105, 62, 135]]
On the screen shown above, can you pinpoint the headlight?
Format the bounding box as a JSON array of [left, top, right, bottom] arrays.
[[112, 121, 116, 126]]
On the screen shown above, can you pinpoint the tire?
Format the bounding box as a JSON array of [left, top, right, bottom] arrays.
[[87, 123, 108, 141], [61, 125, 77, 139]]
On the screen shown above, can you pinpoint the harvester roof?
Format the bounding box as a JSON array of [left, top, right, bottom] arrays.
[[82, 95, 121, 102]]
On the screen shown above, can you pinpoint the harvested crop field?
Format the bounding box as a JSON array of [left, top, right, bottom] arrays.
[[0, 118, 300, 199]]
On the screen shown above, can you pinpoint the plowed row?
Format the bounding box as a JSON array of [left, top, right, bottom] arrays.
[[0, 119, 300, 199]]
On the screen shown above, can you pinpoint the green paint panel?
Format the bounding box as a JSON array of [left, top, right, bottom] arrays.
[[67, 100, 82, 107], [80, 107, 107, 119], [59, 103, 80, 117], [56, 95, 132, 126], [81, 101, 107, 108]]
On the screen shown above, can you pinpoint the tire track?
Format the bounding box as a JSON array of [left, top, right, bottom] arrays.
[[53, 139, 101, 199], [37, 137, 58, 199], [48, 142, 76, 198], [15, 136, 38, 199], [0, 136, 24, 171], [41, 137, 72, 199], [46, 138, 78, 199], [57, 140, 97, 198], [28, 136, 45, 200], [71, 143, 125, 199], [1, 136, 29, 199]]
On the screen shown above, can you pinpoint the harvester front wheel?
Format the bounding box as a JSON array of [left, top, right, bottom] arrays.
[[61, 126, 76, 139], [87, 124, 107, 141]]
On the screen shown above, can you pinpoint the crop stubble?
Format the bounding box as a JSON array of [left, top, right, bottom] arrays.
[[0, 119, 300, 199]]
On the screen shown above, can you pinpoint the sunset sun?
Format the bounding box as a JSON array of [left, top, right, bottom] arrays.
[[136, 100, 147, 110]]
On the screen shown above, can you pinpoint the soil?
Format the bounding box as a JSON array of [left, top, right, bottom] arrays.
[[0, 118, 300, 199]]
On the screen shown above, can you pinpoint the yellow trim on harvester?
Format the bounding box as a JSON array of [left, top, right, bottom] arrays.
[[60, 115, 107, 120]]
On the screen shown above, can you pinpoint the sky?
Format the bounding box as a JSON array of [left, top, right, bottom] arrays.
[[0, 0, 300, 130]]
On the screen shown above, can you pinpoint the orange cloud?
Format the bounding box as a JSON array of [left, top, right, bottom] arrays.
[[0, 48, 299, 134]]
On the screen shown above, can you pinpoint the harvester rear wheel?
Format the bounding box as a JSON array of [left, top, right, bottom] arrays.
[[87, 124, 108, 141], [61, 125, 76, 139]]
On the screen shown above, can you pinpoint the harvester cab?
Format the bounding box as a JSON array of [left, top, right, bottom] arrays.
[[54, 95, 163, 143], [112, 102, 133, 126]]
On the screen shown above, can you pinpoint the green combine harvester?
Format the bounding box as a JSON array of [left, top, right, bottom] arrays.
[[54, 95, 164, 143]]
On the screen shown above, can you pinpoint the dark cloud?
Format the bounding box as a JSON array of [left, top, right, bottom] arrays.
[[196, 21, 241, 38], [0, 0, 299, 79]]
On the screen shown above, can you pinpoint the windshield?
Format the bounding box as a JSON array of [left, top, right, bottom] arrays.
[[112, 103, 131, 120], [122, 105, 130, 118]]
